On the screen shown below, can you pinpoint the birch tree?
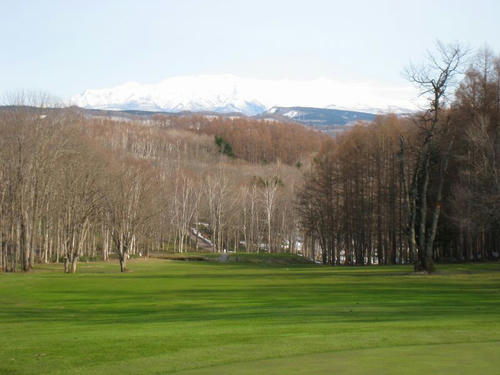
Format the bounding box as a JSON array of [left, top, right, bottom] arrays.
[[104, 160, 157, 272]]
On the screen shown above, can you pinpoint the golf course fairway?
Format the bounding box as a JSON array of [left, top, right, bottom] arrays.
[[1, 257, 499, 374]]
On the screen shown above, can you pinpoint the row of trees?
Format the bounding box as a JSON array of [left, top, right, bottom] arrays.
[[298, 44, 499, 271], [0, 106, 308, 273]]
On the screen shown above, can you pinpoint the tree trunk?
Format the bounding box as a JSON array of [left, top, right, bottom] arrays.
[[120, 254, 127, 272], [416, 154, 431, 272], [64, 256, 70, 273], [20, 219, 30, 272], [71, 255, 79, 274]]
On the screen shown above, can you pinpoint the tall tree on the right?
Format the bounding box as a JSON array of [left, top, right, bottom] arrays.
[[401, 41, 467, 272]]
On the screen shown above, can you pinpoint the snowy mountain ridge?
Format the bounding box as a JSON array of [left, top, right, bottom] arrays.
[[72, 74, 420, 116]]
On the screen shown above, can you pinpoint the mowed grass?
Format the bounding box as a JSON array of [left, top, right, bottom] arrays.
[[0, 258, 499, 374]]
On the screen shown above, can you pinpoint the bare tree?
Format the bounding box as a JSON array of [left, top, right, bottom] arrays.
[[204, 163, 233, 252], [259, 175, 281, 253], [401, 41, 467, 272], [55, 142, 103, 273], [171, 170, 200, 253], [104, 160, 157, 272]]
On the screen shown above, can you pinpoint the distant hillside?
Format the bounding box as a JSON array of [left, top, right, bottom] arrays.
[[262, 106, 376, 126], [0, 105, 378, 137], [77, 106, 377, 135]]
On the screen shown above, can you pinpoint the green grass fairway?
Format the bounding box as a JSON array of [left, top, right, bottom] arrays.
[[1, 259, 499, 374]]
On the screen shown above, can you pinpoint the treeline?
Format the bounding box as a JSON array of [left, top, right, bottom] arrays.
[[158, 115, 324, 165], [0, 107, 314, 273], [298, 46, 499, 270], [298, 116, 408, 265]]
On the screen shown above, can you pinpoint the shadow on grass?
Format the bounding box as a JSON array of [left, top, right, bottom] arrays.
[[2, 274, 499, 326]]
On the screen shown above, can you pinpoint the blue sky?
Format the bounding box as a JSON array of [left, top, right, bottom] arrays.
[[1, 0, 499, 100]]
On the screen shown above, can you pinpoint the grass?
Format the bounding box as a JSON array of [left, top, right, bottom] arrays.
[[0, 257, 499, 374], [159, 252, 314, 264]]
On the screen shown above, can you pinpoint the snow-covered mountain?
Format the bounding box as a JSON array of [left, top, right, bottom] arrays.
[[71, 74, 420, 116]]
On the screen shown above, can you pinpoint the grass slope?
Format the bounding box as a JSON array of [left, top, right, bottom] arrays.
[[0, 259, 499, 374]]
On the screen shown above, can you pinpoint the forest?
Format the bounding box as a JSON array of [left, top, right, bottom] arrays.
[[0, 45, 498, 274]]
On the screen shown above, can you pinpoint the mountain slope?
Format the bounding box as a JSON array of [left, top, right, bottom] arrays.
[[262, 106, 376, 126], [71, 74, 418, 116]]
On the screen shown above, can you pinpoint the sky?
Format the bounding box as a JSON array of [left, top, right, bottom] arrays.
[[1, 0, 499, 102]]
